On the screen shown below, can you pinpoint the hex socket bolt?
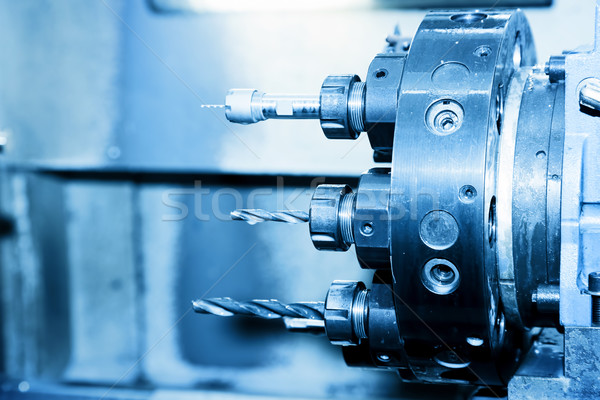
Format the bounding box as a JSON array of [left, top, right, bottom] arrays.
[[579, 80, 600, 112], [588, 272, 600, 326]]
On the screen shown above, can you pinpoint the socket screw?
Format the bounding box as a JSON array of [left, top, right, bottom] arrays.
[[588, 272, 600, 326], [579, 79, 600, 113]]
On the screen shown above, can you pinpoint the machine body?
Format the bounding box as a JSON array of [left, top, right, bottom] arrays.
[[195, 7, 600, 398]]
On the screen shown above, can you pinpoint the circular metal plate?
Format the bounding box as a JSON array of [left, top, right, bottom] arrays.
[[389, 10, 536, 385]]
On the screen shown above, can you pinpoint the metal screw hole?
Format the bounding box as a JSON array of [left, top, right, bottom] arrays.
[[361, 222, 374, 236], [459, 185, 477, 203], [474, 45, 492, 57], [374, 69, 388, 79], [450, 13, 487, 23]]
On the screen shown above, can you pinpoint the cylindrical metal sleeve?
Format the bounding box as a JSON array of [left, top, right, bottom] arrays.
[[260, 94, 320, 119]]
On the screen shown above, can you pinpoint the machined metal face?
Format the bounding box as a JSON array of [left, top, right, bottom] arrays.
[[389, 10, 536, 385], [496, 68, 530, 329], [509, 71, 564, 328]]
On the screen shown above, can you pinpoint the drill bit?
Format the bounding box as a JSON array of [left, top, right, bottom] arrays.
[[231, 209, 309, 225], [192, 298, 324, 320], [200, 104, 226, 109]]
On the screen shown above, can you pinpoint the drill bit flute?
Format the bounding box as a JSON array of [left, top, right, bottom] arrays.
[[230, 209, 309, 225], [192, 298, 325, 334]]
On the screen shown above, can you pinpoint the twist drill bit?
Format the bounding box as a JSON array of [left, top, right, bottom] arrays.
[[199, 104, 226, 109], [192, 298, 324, 320], [231, 209, 309, 225]]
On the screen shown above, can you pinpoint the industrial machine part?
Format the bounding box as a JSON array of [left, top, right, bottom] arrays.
[[230, 209, 309, 224], [196, 6, 600, 397]]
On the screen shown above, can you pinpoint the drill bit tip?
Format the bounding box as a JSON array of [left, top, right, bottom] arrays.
[[192, 298, 236, 317], [231, 209, 309, 225]]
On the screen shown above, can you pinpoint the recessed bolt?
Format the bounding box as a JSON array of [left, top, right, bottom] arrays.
[[588, 272, 600, 326], [579, 79, 600, 112]]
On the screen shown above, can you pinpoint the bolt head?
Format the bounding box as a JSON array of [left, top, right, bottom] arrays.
[[588, 271, 600, 295], [579, 78, 600, 113]]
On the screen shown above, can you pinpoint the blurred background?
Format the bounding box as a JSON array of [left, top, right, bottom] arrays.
[[0, 0, 593, 399]]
